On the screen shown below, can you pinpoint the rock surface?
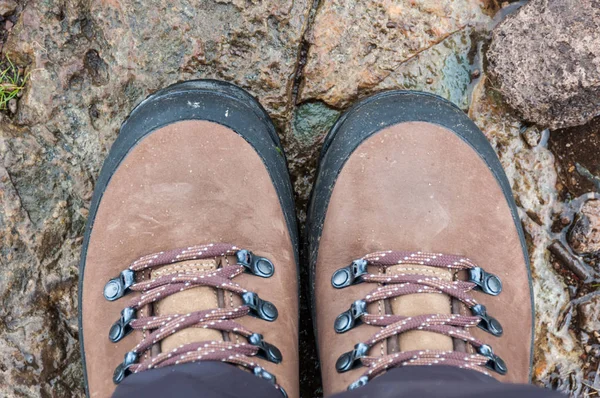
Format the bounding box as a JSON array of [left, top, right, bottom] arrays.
[[0, 0, 17, 17], [578, 295, 600, 334], [577, 296, 600, 333], [487, 0, 600, 130], [1, 0, 599, 397], [299, 0, 490, 108], [569, 200, 600, 257]]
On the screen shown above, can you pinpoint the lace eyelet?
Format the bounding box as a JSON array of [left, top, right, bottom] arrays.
[[478, 344, 507, 375], [468, 267, 502, 296], [471, 304, 503, 337], [253, 366, 288, 397], [248, 333, 283, 363], [113, 351, 138, 384], [348, 375, 369, 390], [331, 259, 368, 289], [109, 307, 136, 343], [104, 270, 135, 301], [336, 343, 369, 373], [236, 250, 275, 278], [334, 300, 367, 333], [242, 292, 278, 322]]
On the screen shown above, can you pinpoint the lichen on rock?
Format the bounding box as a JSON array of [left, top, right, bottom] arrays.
[[487, 0, 600, 130]]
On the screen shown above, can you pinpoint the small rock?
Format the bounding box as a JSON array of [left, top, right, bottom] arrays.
[[569, 200, 600, 256], [426, 77, 433, 84], [23, 353, 35, 365], [0, 0, 17, 16], [522, 126, 541, 147], [487, 0, 600, 129], [8, 98, 17, 114], [578, 295, 600, 333], [471, 69, 481, 78]]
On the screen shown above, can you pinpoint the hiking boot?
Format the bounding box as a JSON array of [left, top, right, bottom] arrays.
[[79, 80, 299, 397], [307, 91, 533, 395]]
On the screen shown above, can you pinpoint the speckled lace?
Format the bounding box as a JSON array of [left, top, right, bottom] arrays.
[[339, 251, 501, 390], [111, 243, 286, 396]]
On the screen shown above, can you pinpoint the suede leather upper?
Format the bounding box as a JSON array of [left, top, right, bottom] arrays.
[[313, 121, 532, 395], [81, 121, 298, 398]]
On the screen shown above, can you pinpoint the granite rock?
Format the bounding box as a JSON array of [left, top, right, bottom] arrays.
[[299, 0, 490, 108], [569, 200, 600, 256], [487, 0, 600, 130], [0, 0, 17, 17], [578, 295, 600, 333]]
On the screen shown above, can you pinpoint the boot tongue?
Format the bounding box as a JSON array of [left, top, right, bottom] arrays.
[[151, 259, 223, 353], [387, 263, 454, 351]]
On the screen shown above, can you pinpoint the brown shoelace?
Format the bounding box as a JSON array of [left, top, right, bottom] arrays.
[[331, 250, 506, 390], [104, 243, 286, 397]]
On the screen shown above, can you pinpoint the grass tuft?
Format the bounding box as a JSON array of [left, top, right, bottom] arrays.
[[0, 56, 28, 111]]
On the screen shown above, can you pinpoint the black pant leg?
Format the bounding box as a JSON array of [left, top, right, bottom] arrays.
[[112, 362, 283, 398], [331, 366, 564, 398], [113, 363, 563, 398]]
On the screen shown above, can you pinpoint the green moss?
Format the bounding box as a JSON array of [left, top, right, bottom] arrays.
[[292, 102, 340, 145]]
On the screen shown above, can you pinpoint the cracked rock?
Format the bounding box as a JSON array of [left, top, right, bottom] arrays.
[[578, 295, 600, 333], [299, 0, 490, 108], [569, 200, 600, 256], [487, 0, 600, 130], [0, 0, 17, 16]]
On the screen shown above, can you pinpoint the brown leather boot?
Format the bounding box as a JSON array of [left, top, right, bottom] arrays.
[[307, 91, 533, 395], [79, 80, 299, 397]]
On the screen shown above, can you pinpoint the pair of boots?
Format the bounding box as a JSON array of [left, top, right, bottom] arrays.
[[79, 80, 545, 398]]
